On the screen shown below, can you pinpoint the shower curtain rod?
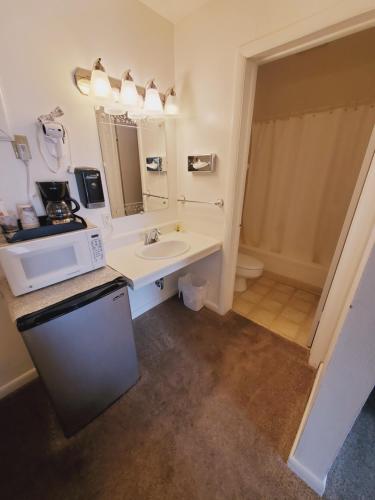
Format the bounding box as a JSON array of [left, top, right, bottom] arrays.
[[255, 100, 375, 123]]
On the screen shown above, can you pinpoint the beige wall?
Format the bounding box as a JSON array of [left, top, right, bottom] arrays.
[[0, 0, 175, 396], [174, 0, 375, 309], [254, 27, 375, 121]]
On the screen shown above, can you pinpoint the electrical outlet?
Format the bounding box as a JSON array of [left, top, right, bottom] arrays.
[[12, 134, 32, 160]]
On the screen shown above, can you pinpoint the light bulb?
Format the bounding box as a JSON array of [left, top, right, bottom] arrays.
[[144, 80, 163, 114], [90, 58, 112, 99], [120, 70, 139, 109], [165, 88, 179, 115]]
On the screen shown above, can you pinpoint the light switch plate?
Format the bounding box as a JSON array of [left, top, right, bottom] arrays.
[[12, 135, 32, 160]]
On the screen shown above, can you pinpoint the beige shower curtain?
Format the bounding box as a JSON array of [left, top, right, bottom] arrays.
[[242, 104, 375, 274]]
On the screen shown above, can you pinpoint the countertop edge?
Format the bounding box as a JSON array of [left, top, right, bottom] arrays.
[[130, 243, 222, 289]]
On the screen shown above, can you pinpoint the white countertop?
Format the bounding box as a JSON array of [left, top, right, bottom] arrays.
[[107, 231, 222, 289]]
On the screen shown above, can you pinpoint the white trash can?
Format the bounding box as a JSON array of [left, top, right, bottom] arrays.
[[178, 273, 208, 311]]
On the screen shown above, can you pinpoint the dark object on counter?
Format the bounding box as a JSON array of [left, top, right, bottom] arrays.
[[37, 181, 80, 224], [75, 168, 105, 208], [17, 277, 139, 436], [1, 215, 87, 243]]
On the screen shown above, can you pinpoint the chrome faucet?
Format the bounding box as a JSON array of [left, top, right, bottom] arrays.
[[144, 228, 161, 245]]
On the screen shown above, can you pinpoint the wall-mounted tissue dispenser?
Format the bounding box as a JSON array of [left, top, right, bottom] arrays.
[[188, 154, 215, 173]]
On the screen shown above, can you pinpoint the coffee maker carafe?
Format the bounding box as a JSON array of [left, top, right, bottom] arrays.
[[37, 181, 80, 224]]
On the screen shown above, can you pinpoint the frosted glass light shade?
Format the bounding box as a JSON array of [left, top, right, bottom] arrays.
[[104, 102, 127, 115], [144, 86, 163, 114], [120, 78, 138, 108], [90, 59, 112, 99], [128, 94, 146, 120], [104, 88, 126, 115], [165, 93, 178, 115], [90, 69, 112, 99]]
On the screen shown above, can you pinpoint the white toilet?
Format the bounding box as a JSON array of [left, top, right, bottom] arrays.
[[235, 253, 264, 292]]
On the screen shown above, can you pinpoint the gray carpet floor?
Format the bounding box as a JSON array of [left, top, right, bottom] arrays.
[[324, 387, 375, 499], [0, 296, 318, 499]]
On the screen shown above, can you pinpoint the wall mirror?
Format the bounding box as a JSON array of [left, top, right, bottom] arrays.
[[95, 108, 169, 217]]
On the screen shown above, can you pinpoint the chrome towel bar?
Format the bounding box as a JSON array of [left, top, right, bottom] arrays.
[[142, 192, 169, 200], [177, 195, 224, 208]]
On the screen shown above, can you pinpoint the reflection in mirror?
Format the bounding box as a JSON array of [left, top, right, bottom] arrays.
[[95, 108, 169, 217]]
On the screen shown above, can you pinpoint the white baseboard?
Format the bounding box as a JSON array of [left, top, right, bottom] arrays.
[[0, 368, 38, 400], [288, 456, 327, 496], [204, 300, 220, 314]]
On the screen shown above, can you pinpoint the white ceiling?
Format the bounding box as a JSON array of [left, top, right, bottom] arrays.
[[139, 0, 210, 23]]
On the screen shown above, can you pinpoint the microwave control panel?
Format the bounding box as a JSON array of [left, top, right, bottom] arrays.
[[88, 232, 105, 267]]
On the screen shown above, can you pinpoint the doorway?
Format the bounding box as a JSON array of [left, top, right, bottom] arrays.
[[221, 11, 375, 366], [232, 28, 375, 348]]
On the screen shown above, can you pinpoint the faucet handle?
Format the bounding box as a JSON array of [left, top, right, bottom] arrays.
[[153, 227, 161, 242], [144, 227, 161, 245]]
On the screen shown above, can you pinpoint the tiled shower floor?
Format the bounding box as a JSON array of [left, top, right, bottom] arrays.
[[232, 273, 320, 347]]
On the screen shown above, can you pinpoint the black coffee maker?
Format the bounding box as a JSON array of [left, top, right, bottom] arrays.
[[37, 181, 80, 225]]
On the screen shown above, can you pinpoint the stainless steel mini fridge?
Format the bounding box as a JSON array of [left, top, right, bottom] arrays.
[[17, 277, 139, 436]]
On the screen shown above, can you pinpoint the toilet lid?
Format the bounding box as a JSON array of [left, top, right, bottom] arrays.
[[237, 253, 263, 271]]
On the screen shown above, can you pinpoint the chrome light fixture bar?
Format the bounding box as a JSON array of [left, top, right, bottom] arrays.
[[73, 61, 178, 118], [74, 66, 156, 99]]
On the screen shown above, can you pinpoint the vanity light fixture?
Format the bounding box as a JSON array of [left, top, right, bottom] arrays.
[[74, 65, 177, 119], [120, 70, 139, 109], [90, 58, 112, 99], [144, 80, 163, 114], [164, 87, 179, 115]]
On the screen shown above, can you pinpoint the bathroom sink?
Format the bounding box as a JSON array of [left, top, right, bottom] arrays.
[[136, 240, 190, 260]]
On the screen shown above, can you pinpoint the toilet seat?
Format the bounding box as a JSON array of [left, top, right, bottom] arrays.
[[235, 253, 264, 292], [237, 253, 263, 272]]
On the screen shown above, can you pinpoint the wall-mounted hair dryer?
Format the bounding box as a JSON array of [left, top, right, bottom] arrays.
[[41, 120, 65, 159], [37, 107, 72, 173]]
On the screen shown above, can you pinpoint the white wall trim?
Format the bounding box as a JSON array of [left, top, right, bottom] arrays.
[[309, 133, 375, 367], [289, 363, 325, 459], [288, 456, 327, 496], [240, 9, 375, 61], [219, 56, 256, 314], [0, 368, 37, 400], [288, 228, 375, 492], [204, 299, 219, 314], [220, 8, 375, 366]]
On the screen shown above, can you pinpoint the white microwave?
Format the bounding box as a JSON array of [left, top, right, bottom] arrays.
[[0, 227, 106, 296]]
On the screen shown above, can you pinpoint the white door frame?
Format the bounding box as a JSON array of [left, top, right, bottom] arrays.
[[219, 9, 375, 368], [307, 125, 375, 346]]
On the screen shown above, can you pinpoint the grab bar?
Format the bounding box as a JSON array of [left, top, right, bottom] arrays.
[[142, 192, 169, 200], [177, 195, 224, 208]]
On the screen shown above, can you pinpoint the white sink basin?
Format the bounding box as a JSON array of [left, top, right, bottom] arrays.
[[136, 240, 190, 260]]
